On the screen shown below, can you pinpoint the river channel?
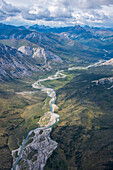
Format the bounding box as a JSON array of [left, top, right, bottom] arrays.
[[12, 70, 66, 170]]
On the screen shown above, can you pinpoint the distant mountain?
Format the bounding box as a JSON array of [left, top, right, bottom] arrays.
[[0, 23, 59, 44], [0, 23, 113, 64], [28, 24, 97, 39], [28, 24, 51, 32], [27, 24, 113, 54], [0, 23, 98, 43], [0, 23, 67, 50], [84, 26, 113, 38]]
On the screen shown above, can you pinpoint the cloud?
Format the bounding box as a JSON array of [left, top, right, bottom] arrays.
[[0, 0, 20, 20], [2, 0, 20, 13], [1, 0, 113, 27], [22, 7, 51, 21]]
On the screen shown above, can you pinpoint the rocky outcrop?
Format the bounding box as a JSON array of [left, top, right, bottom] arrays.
[[18, 46, 33, 56], [100, 58, 113, 66], [92, 77, 113, 85], [18, 45, 62, 65], [92, 77, 113, 89]]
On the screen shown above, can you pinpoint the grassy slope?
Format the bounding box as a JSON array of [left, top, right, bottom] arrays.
[[45, 65, 113, 170]]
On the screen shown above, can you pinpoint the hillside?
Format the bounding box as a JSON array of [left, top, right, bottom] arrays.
[[45, 65, 113, 170]]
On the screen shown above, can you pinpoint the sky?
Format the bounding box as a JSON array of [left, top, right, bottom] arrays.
[[0, 0, 113, 27]]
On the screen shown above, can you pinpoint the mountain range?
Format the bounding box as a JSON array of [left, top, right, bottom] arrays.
[[0, 23, 113, 81]]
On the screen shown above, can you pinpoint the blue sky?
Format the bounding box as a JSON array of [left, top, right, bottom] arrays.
[[0, 0, 113, 27]]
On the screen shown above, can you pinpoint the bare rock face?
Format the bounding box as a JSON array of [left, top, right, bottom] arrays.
[[18, 45, 62, 65], [101, 58, 113, 66], [18, 46, 33, 56], [18, 45, 62, 71], [32, 46, 62, 64]]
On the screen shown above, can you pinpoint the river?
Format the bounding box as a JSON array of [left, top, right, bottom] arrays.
[[12, 70, 66, 170]]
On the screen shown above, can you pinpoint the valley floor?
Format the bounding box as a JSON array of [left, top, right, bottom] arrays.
[[1, 63, 113, 170]]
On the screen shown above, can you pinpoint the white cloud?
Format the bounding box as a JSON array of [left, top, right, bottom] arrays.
[[1, 0, 113, 27]]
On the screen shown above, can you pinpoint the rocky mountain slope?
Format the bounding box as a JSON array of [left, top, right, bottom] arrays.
[[0, 42, 63, 81], [18, 45, 62, 65], [0, 43, 42, 80]]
